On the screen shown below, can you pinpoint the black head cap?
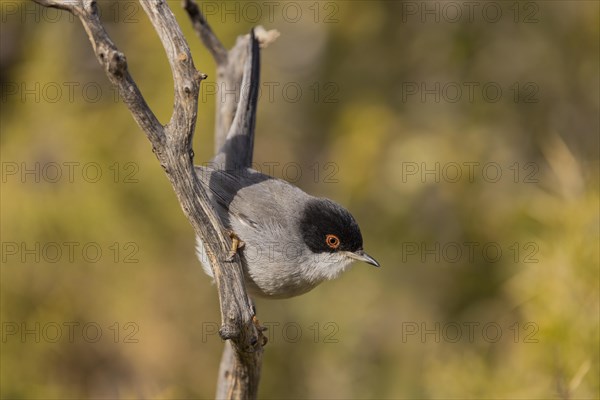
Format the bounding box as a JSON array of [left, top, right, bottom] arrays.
[[299, 198, 363, 254]]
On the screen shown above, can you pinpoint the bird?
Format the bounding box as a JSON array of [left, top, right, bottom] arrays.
[[194, 166, 379, 299]]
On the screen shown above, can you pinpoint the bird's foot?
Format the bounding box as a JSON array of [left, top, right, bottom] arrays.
[[225, 230, 245, 262], [252, 315, 268, 346]]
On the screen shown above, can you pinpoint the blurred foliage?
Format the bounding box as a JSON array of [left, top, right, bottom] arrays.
[[1, 0, 598, 399]]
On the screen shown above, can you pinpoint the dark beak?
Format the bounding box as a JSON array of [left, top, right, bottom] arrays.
[[347, 250, 380, 267]]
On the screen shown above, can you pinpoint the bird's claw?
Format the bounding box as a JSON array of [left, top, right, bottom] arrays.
[[225, 230, 245, 262], [252, 315, 268, 332], [252, 315, 268, 346]]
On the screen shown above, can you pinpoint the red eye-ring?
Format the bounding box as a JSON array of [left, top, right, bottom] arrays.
[[325, 234, 340, 249]]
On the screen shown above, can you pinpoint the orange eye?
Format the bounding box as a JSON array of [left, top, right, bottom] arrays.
[[325, 234, 340, 249]]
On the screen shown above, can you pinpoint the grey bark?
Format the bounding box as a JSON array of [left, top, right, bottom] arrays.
[[32, 0, 271, 398]]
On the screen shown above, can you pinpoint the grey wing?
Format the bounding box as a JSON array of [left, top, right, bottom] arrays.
[[194, 166, 309, 232]]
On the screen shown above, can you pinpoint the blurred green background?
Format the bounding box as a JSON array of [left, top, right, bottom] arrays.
[[1, 1, 598, 398]]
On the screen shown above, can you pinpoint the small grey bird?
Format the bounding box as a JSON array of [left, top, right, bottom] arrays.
[[194, 166, 379, 299]]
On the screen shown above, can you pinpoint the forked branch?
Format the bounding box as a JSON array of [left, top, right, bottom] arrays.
[[184, 0, 279, 157], [32, 0, 267, 398], [33, 0, 164, 145]]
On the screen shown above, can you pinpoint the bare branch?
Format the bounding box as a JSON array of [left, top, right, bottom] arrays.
[[139, 0, 206, 141], [217, 340, 263, 398], [181, 3, 273, 398], [210, 26, 279, 153], [33, 0, 164, 147], [33, 0, 266, 398], [183, 1, 275, 166], [213, 30, 261, 170], [212, 37, 252, 154], [31, 0, 77, 12], [183, 0, 246, 153], [133, 9, 265, 391], [214, 27, 278, 150], [183, 0, 228, 66]]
